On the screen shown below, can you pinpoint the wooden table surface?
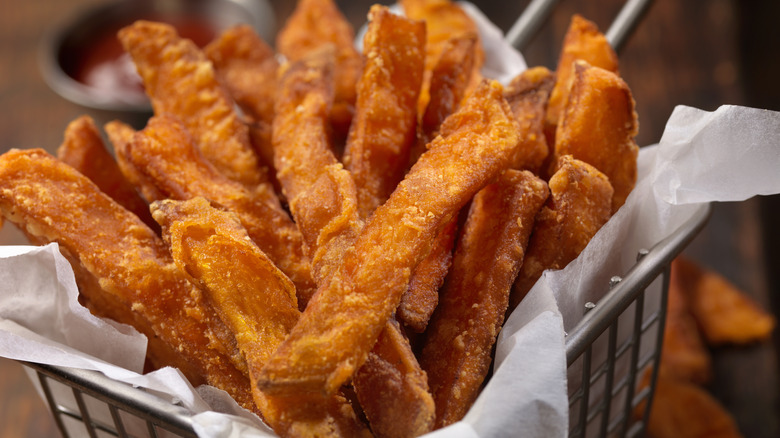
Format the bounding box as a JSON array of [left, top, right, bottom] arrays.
[[1, 1, 778, 437]]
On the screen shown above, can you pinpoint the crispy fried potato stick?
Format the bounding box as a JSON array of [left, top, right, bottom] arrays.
[[274, 48, 435, 437], [118, 21, 267, 188], [546, 14, 619, 128], [412, 33, 479, 162], [57, 115, 156, 230], [421, 169, 548, 428], [553, 61, 638, 213], [122, 114, 317, 306], [510, 155, 613, 310], [104, 120, 168, 203], [0, 149, 256, 413], [504, 66, 555, 174], [205, 24, 279, 174], [276, 0, 362, 136], [257, 79, 520, 397], [343, 5, 426, 219], [152, 197, 370, 438], [661, 262, 712, 384], [401, 0, 484, 116], [673, 257, 775, 345], [643, 374, 743, 438]]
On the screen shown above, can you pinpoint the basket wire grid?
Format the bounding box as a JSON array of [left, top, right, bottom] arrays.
[[18, 1, 710, 437]]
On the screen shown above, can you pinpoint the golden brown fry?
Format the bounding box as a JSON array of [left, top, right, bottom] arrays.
[[118, 20, 267, 188], [353, 320, 434, 438], [661, 261, 713, 384], [0, 149, 256, 414], [257, 79, 520, 397], [122, 114, 317, 307], [401, 0, 485, 117], [204, 24, 279, 173], [104, 120, 167, 203], [343, 5, 426, 219], [274, 48, 435, 437], [420, 169, 548, 428], [276, 0, 362, 136], [397, 218, 457, 332], [546, 14, 619, 128], [57, 115, 156, 230], [412, 33, 478, 162], [510, 155, 613, 310], [645, 375, 743, 438], [673, 257, 775, 345], [504, 66, 555, 174], [152, 197, 370, 438], [553, 61, 638, 212]]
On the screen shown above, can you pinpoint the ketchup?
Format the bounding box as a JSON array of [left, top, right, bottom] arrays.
[[67, 16, 217, 106]]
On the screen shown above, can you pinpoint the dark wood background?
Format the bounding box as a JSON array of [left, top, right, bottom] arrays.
[[1, 0, 778, 436]]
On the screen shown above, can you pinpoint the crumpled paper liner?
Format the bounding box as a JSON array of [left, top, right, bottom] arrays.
[[2, 2, 780, 437]]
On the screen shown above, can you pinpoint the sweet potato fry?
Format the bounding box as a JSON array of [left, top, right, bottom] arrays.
[[104, 120, 167, 203], [343, 5, 426, 219], [257, 79, 520, 397], [118, 20, 268, 188], [276, 0, 362, 137], [401, 0, 484, 116], [412, 33, 479, 163], [421, 169, 548, 428], [0, 149, 256, 413], [504, 66, 555, 174], [553, 61, 639, 212], [661, 262, 713, 384], [152, 197, 370, 438], [57, 115, 156, 230], [397, 218, 458, 333], [121, 114, 317, 306], [510, 155, 613, 310], [204, 24, 279, 173], [645, 375, 743, 438], [273, 48, 435, 437], [546, 14, 619, 128], [673, 257, 775, 345]]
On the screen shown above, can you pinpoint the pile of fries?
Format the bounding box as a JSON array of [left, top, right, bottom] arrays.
[[0, 1, 642, 436]]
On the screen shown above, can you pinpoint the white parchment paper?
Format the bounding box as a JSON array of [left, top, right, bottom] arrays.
[[2, 3, 780, 438]]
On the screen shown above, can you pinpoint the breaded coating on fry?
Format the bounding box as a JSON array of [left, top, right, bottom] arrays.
[[412, 33, 479, 162], [553, 61, 638, 212], [398, 218, 457, 332], [546, 14, 619, 128], [661, 262, 713, 384], [257, 79, 520, 397], [272, 47, 361, 286], [511, 155, 613, 309], [343, 5, 426, 219], [0, 149, 256, 413], [274, 48, 434, 437], [401, 0, 485, 116], [118, 21, 267, 188], [205, 24, 279, 173], [504, 66, 555, 174], [421, 169, 548, 428], [152, 197, 370, 438], [353, 320, 435, 438], [57, 115, 156, 230], [276, 0, 362, 136], [121, 114, 317, 306], [673, 257, 775, 346], [104, 120, 167, 203]]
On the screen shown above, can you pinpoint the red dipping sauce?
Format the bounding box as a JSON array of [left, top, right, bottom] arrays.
[[65, 16, 217, 106]]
